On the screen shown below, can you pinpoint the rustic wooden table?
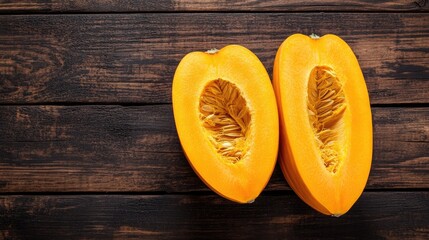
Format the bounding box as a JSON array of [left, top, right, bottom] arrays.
[[1, 1, 429, 239]]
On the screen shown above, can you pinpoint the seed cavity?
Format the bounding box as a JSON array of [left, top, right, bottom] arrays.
[[308, 66, 346, 173], [199, 79, 251, 164]]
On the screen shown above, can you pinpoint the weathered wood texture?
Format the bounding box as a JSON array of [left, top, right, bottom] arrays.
[[0, 192, 428, 239], [0, 0, 428, 13], [0, 105, 427, 192], [1, 13, 428, 104], [0, 3, 428, 240]]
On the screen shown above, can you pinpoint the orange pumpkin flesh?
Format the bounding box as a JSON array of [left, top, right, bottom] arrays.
[[274, 34, 373, 216], [173, 45, 279, 203]]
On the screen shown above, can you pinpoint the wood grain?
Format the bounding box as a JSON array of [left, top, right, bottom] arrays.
[[1, 13, 428, 104], [0, 1, 427, 238], [0, 192, 428, 239], [0, 0, 428, 13], [0, 105, 427, 192]]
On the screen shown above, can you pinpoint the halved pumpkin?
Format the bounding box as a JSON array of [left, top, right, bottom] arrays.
[[173, 45, 279, 203], [274, 34, 372, 216]]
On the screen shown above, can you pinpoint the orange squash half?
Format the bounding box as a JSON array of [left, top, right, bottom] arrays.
[[274, 34, 372, 216], [173, 45, 279, 203]]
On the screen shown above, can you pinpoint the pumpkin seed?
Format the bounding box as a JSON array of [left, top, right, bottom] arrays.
[[308, 66, 346, 173], [199, 79, 250, 164]]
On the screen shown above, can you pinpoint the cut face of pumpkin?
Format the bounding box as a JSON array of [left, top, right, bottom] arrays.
[[173, 45, 279, 203], [274, 34, 372, 216]]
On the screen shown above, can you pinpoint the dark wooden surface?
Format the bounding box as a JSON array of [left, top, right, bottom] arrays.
[[1, 192, 428, 239], [0, 0, 428, 12], [0, 1, 428, 239], [1, 13, 428, 104], [0, 106, 428, 193]]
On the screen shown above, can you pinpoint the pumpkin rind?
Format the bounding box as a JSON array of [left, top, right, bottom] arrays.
[[274, 34, 372, 215], [173, 45, 279, 203]]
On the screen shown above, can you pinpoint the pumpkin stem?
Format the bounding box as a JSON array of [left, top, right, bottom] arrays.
[[310, 33, 320, 39], [206, 48, 219, 54]]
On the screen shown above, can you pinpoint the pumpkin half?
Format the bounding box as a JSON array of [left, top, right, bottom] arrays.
[[173, 45, 279, 203], [273, 34, 372, 216]]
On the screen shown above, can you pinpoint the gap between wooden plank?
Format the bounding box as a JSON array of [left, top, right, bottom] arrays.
[[0, 188, 428, 196], [0, 103, 428, 108]]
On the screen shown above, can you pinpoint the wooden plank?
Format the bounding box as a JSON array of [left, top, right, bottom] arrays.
[[0, 105, 427, 192], [0, 192, 428, 239], [1, 13, 428, 104], [0, 0, 428, 13]]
